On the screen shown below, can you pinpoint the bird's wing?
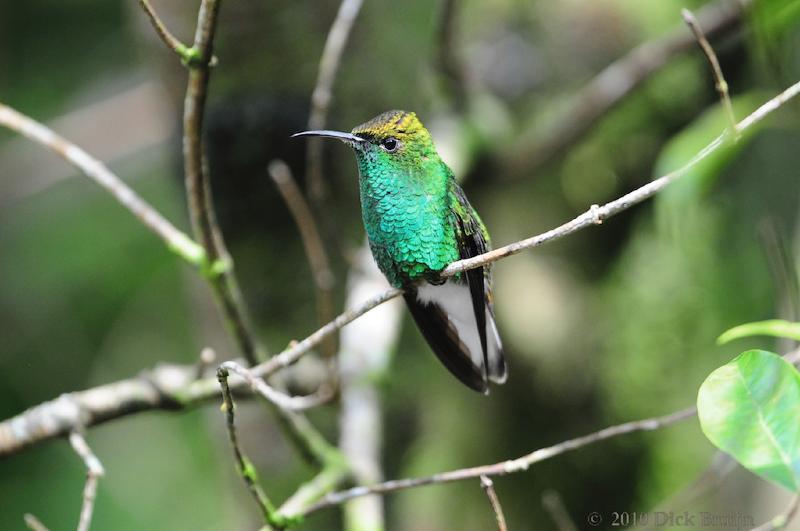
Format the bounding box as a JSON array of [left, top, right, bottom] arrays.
[[451, 183, 506, 385], [403, 180, 506, 393]]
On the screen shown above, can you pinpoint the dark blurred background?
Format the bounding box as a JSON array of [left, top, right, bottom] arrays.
[[1, 0, 799, 529]]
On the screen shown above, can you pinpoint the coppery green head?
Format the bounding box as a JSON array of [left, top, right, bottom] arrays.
[[292, 110, 439, 175]]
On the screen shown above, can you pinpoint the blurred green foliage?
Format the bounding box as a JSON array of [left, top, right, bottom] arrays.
[[1, 0, 799, 529]]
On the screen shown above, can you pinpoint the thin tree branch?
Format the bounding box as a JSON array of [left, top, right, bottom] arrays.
[[0, 103, 207, 268], [301, 406, 698, 514], [269, 160, 337, 359], [682, 8, 738, 135], [751, 495, 800, 531], [220, 361, 333, 412], [181, 0, 263, 367], [2, 80, 798, 459], [480, 475, 508, 531], [507, 0, 750, 170], [69, 431, 104, 531], [444, 77, 800, 278], [217, 367, 279, 527], [306, 0, 364, 204]]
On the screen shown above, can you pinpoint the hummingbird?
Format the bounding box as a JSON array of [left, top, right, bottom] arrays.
[[293, 110, 506, 393]]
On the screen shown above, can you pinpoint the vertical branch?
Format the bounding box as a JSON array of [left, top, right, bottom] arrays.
[[480, 476, 508, 531], [182, 0, 262, 366], [337, 246, 403, 530], [217, 368, 278, 526], [305, 0, 364, 204], [681, 8, 738, 135], [69, 432, 104, 531], [268, 160, 337, 359]]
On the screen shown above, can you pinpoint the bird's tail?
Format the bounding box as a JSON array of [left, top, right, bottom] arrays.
[[404, 280, 506, 393]]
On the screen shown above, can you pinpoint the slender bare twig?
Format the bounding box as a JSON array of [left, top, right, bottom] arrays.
[[301, 406, 697, 514], [69, 432, 104, 531], [682, 8, 738, 135], [2, 79, 799, 459], [220, 361, 333, 411], [444, 78, 800, 278], [305, 0, 364, 202], [751, 495, 800, 531], [507, 0, 750, 170], [23, 514, 49, 531], [480, 476, 508, 531], [0, 103, 206, 268], [542, 490, 578, 531], [268, 160, 337, 358], [217, 367, 278, 526]]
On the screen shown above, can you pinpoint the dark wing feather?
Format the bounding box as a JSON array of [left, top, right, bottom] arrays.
[[452, 185, 490, 383]]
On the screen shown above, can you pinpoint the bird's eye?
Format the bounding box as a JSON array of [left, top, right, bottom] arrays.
[[381, 137, 400, 153]]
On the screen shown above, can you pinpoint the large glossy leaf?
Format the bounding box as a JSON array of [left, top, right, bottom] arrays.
[[698, 350, 800, 492], [717, 320, 800, 345]]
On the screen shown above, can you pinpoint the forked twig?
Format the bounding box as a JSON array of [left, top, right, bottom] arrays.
[[682, 8, 738, 135]]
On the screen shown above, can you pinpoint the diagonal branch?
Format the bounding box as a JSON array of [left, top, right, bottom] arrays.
[[269, 160, 337, 358], [0, 103, 206, 268]]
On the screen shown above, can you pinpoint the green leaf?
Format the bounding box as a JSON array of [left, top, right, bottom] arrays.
[[718, 320, 800, 345], [698, 350, 800, 492]]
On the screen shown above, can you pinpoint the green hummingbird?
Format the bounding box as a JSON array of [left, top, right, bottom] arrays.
[[293, 110, 506, 393]]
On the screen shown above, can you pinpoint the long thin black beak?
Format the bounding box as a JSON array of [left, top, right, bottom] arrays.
[[291, 130, 364, 143]]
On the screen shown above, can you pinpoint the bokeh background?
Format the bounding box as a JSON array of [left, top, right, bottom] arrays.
[[1, 0, 799, 529]]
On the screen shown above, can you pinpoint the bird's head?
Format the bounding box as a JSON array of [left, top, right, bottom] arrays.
[[292, 110, 438, 173]]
